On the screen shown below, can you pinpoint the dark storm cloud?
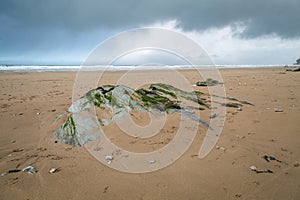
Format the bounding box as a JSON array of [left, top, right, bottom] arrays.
[[1, 0, 300, 38]]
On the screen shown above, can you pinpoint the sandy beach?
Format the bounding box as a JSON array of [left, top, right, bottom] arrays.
[[0, 67, 300, 199]]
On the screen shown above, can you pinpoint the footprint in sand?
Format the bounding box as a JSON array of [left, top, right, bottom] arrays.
[[103, 185, 110, 193]]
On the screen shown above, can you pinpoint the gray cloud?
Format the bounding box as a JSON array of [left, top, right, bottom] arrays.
[[1, 0, 299, 65], [1, 0, 300, 38]]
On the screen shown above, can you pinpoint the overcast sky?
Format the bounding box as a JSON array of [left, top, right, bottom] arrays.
[[1, 0, 300, 65]]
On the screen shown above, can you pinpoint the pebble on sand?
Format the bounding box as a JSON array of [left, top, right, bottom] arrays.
[[216, 145, 226, 151], [49, 168, 57, 173], [210, 113, 217, 119], [22, 166, 37, 174], [105, 155, 113, 164], [149, 160, 156, 164], [274, 108, 283, 112], [250, 165, 257, 171]]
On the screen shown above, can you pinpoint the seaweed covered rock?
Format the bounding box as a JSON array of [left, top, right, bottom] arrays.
[[53, 83, 253, 146], [196, 78, 221, 86]]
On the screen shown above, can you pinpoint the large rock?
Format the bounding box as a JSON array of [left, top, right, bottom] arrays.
[[53, 83, 252, 146]]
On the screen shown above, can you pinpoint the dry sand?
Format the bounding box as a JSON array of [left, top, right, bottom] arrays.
[[0, 67, 300, 199]]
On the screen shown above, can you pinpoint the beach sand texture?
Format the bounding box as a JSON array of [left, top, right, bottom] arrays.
[[0, 67, 300, 199]]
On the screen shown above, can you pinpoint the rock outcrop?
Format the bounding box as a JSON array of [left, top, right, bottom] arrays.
[[53, 83, 252, 146]]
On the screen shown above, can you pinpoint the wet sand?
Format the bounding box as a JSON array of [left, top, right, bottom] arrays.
[[0, 67, 300, 199]]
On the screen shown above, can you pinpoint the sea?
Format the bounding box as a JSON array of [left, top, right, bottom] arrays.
[[0, 64, 297, 72]]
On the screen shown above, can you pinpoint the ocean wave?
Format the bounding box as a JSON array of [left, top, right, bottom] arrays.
[[0, 64, 291, 72]]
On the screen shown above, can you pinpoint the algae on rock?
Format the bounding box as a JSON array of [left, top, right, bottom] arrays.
[[53, 83, 252, 146], [54, 114, 79, 146], [196, 78, 221, 86]]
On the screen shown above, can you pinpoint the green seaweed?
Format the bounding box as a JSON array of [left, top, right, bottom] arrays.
[[151, 83, 183, 94], [110, 94, 122, 108], [222, 102, 242, 108], [136, 89, 168, 106], [182, 95, 210, 108], [193, 91, 206, 97], [135, 88, 180, 111], [62, 115, 76, 134], [54, 82, 254, 147], [56, 114, 81, 146], [150, 84, 177, 98]]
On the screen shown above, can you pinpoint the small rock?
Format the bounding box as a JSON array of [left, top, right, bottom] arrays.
[[8, 169, 21, 173], [235, 134, 243, 139], [22, 166, 37, 174], [250, 165, 257, 171], [18, 112, 23, 116], [11, 140, 16, 143], [49, 168, 57, 173], [36, 112, 40, 115], [274, 108, 283, 112], [216, 145, 225, 151], [105, 155, 113, 164], [262, 155, 270, 162], [51, 109, 56, 112], [210, 113, 217, 119], [237, 107, 242, 111], [294, 163, 299, 167], [12, 148, 24, 152], [196, 78, 220, 86], [262, 155, 282, 163], [149, 160, 156, 164], [250, 165, 273, 173], [1, 169, 21, 176], [223, 103, 241, 108]]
